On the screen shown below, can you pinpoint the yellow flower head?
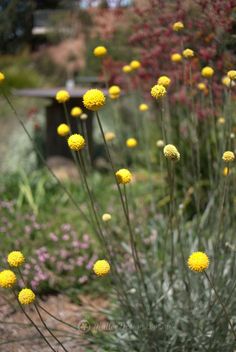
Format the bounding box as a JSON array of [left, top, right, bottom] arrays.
[[182, 48, 194, 59], [222, 76, 235, 88], [7, 251, 25, 267], [115, 168, 132, 184], [222, 151, 235, 163], [156, 140, 165, 148], [68, 134, 85, 151], [201, 66, 214, 78], [227, 70, 236, 81], [197, 82, 207, 91], [57, 123, 70, 137], [71, 107, 82, 117], [0, 72, 5, 82], [122, 65, 133, 73], [126, 138, 138, 148], [187, 251, 209, 272], [18, 288, 36, 305], [163, 144, 180, 161], [172, 21, 184, 32], [0, 270, 17, 288], [157, 76, 171, 88], [151, 84, 167, 99], [171, 53, 182, 63], [93, 46, 107, 57], [108, 85, 121, 99], [93, 259, 110, 276], [80, 113, 88, 120], [105, 131, 116, 142], [218, 117, 225, 125], [130, 60, 141, 70], [55, 90, 70, 103], [83, 89, 105, 111], [223, 167, 230, 176], [102, 213, 112, 222], [139, 103, 149, 111]]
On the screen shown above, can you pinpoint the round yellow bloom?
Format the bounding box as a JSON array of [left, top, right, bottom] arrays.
[[80, 113, 88, 120], [151, 84, 167, 99], [71, 107, 82, 117], [115, 168, 132, 184], [197, 83, 207, 91], [172, 21, 184, 32], [201, 66, 214, 78], [223, 167, 230, 176], [163, 144, 180, 161], [93, 46, 107, 57], [227, 70, 236, 81], [102, 213, 112, 222], [130, 60, 141, 70], [83, 89, 105, 111], [67, 134, 85, 151], [18, 288, 36, 305], [156, 140, 165, 148], [122, 65, 133, 73], [187, 251, 209, 272], [171, 53, 182, 63], [222, 76, 235, 88], [0, 72, 5, 82], [157, 76, 171, 88], [218, 117, 225, 125], [7, 251, 25, 267], [126, 138, 138, 148], [222, 151, 235, 163], [139, 103, 149, 111], [105, 131, 116, 142], [182, 48, 194, 59], [109, 85, 121, 99], [0, 270, 17, 288], [55, 90, 70, 103], [93, 259, 110, 276], [57, 123, 70, 137]]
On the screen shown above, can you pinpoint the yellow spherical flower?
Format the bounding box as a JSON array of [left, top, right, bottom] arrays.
[[156, 140, 164, 148], [109, 85, 121, 99], [0, 72, 5, 82], [201, 66, 214, 78], [102, 213, 112, 222], [55, 90, 70, 103], [163, 144, 180, 161], [57, 123, 70, 137], [218, 117, 225, 125], [93, 46, 107, 57], [172, 21, 184, 32], [18, 288, 36, 305], [157, 76, 171, 88], [222, 76, 235, 88], [7, 251, 25, 267], [93, 259, 110, 276], [187, 251, 209, 272], [71, 107, 82, 117], [115, 168, 132, 184], [126, 138, 138, 148], [80, 113, 88, 120], [83, 89, 105, 111], [105, 131, 116, 142], [139, 103, 149, 111], [197, 83, 207, 91], [0, 270, 17, 288], [130, 60, 141, 70], [171, 53, 182, 63], [68, 134, 85, 151], [122, 65, 133, 73], [151, 84, 167, 99], [222, 151, 235, 163], [227, 70, 236, 81], [182, 48, 194, 59]]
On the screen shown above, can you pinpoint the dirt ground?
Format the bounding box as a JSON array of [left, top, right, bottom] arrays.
[[0, 294, 109, 352]]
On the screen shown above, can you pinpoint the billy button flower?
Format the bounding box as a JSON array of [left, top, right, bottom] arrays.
[[151, 84, 167, 99], [157, 76, 171, 88], [126, 138, 138, 148], [163, 144, 180, 161], [67, 134, 85, 151], [222, 76, 235, 88], [172, 21, 184, 32], [122, 65, 133, 73], [55, 90, 70, 103], [156, 140, 164, 148], [93, 46, 107, 57], [115, 168, 132, 184], [182, 48, 194, 59], [83, 89, 105, 111], [71, 107, 82, 117], [18, 288, 36, 305], [102, 213, 112, 222], [108, 85, 121, 100], [227, 70, 236, 81], [222, 151, 235, 163], [0, 270, 17, 288], [57, 123, 70, 137], [201, 66, 214, 78], [105, 132, 116, 142], [197, 83, 207, 91], [187, 251, 209, 272], [93, 260, 110, 276], [139, 103, 149, 111], [130, 60, 141, 70], [171, 53, 182, 63], [7, 251, 25, 267]]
